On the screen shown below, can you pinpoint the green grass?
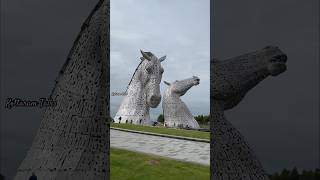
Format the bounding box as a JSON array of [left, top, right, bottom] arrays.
[[111, 123, 210, 140], [111, 148, 209, 180], [198, 124, 209, 129]]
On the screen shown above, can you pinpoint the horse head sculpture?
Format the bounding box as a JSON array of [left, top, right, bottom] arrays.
[[211, 46, 287, 179], [162, 76, 200, 129], [114, 50, 166, 125], [213, 46, 287, 110], [140, 50, 166, 108]]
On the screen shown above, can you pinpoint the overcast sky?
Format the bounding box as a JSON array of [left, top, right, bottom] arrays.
[[110, 0, 210, 120]]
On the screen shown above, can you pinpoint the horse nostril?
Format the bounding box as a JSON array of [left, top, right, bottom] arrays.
[[150, 95, 161, 102], [271, 54, 288, 63], [275, 54, 288, 62], [281, 54, 288, 62]]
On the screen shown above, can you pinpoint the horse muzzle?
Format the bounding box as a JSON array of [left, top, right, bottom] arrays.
[[268, 54, 287, 76], [148, 95, 161, 108]]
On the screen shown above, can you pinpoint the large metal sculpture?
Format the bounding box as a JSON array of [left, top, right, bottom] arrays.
[[162, 76, 200, 129], [211, 46, 287, 180], [113, 50, 166, 125], [14, 0, 110, 179]]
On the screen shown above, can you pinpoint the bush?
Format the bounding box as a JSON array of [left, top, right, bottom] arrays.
[[157, 114, 164, 123]]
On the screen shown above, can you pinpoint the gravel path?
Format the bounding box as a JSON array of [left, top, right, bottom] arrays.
[[111, 129, 210, 166]]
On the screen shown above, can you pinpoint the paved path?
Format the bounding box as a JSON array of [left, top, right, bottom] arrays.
[[111, 129, 210, 166]]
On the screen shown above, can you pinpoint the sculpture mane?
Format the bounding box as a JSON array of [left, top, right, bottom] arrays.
[[162, 76, 200, 129], [114, 50, 166, 125]]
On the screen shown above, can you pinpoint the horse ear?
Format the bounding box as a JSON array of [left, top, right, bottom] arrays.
[[159, 55, 166, 62], [164, 81, 171, 86], [140, 49, 151, 61]]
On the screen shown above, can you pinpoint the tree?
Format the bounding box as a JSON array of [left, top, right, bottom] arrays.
[[270, 168, 320, 180], [269, 172, 280, 180], [291, 167, 299, 180], [280, 168, 290, 180], [301, 170, 315, 180], [203, 115, 209, 124], [194, 115, 203, 124], [315, 168, 320, 179], [194, 115, 210, 125], [157, 114, 164, 123]]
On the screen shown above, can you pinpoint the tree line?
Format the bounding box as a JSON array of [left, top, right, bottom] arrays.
[[269, 168, 320, 180], [157, 114, 210, 125]]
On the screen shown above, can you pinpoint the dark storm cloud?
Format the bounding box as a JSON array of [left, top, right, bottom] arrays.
[[212, 0, 319, 173]]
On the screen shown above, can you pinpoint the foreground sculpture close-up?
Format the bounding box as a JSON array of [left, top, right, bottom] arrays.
[[162, 76, 201, 129], [14, 0, 110, 179], [113, 50, 166, 125], [211, 46, 288, 180]]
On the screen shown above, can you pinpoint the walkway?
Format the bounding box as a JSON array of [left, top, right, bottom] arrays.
[[110, 129, 210, 165]]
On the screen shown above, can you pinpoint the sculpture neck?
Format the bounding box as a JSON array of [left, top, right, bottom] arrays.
[[211, 100, 224, 115], [114, 69, 151, 125], [211, 100, 226, 125], [126, 74, 149, 111], [170, 94, 182, 102], [210, 99, 269, 179]]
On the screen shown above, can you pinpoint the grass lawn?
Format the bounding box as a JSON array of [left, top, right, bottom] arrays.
[[111, 123, 209, 140], [111, 148, 209, 180], [198, 124, 209, 129]]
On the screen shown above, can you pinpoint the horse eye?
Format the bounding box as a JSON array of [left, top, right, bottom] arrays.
[[146, 66, 152, 73]]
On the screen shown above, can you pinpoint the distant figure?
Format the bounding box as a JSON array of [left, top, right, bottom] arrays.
[[29, 172, 37, 180]]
